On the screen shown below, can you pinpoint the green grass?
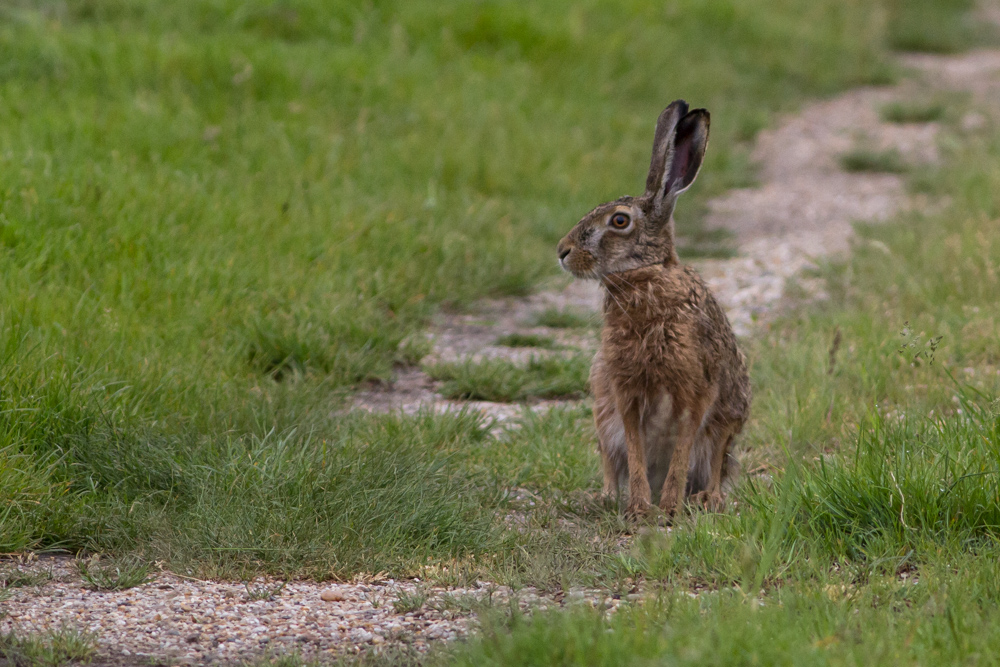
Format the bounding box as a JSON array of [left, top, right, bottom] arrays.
[[426, 356, 590, 402], [0, 0, 988, 629], [0, 627, 97, 667], [640, 393, 1000, 587], [0, 0, 941, 577], [245, 579, 287, 601], [881, 101, 947, 124], [0, 567, 51, 589], [887, 0, 986, 53], [0, 358, 503, 577], [407, 32, 1000, 664], [392, 587, 429, 615], [840, 148, 910, 173], [0, 0, 907, 410], [77, 554, 152, 591], [530, 308, 595, 329], [444, 563, 1000, 666], [494, 333, 560, 349]]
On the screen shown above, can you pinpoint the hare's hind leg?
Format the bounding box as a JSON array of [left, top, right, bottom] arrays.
[[701, 428, 737, 512]]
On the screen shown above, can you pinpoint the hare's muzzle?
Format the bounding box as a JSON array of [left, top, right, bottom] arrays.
[[556, 238, 572, 269], [557, 236, 595, 277]]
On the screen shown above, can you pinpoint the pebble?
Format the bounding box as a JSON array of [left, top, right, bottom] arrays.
[[320, 589, 346, 602]]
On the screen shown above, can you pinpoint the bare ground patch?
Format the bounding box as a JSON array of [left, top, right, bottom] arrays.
[[1, 556, 623, 666]]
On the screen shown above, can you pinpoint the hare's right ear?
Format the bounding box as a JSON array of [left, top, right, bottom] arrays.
[[644, 101, 711, 219]]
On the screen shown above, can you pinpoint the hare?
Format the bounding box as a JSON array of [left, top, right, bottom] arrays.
[[556, 100, 751, 519]]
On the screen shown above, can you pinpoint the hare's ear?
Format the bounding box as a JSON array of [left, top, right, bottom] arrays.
[[644, 101, 710, 218]]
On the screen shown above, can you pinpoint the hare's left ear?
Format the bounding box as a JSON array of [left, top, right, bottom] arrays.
[[644, 101, 710, 218]]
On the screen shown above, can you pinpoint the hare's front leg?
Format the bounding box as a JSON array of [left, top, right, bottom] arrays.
[[659, 403, 708, 517], [617, 396, 652, 518], [599, 442, 619, 501], [593, 372, 625, 503]]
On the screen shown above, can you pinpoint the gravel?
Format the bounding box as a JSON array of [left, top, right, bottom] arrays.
[[1, 556, 621, 665]]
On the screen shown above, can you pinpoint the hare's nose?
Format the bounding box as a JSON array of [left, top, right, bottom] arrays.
[[557, 242, 571, 261]]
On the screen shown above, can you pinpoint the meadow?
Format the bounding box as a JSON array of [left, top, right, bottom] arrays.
[[2, 0, 1000, 664]]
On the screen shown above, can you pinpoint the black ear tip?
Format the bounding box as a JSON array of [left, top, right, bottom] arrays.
[[665, 99, 689, 116], [681, 108, 711, 132]]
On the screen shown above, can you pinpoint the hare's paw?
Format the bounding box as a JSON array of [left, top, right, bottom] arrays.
[[625, 498, 653, 520], [600, 479, 620, 506], [658, 480, 684, 517], [705, 491, 726, 513], [599, 490, 619, 509], [690, 490, 726, 513]]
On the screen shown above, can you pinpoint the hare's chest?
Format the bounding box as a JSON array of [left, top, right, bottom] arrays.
[[602, 318, 700, 387]]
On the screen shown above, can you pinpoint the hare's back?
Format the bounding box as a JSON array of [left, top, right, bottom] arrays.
[[672, 265, 751, 425]]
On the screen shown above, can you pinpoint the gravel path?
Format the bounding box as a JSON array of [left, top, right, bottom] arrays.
[[6, 20, 1000, 667], [1, 557, 621, 665]]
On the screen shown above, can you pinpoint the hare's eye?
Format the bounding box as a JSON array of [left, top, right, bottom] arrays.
[[609, 212, 631, 229]]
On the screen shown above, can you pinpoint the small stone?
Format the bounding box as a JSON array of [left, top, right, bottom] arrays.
[[320, 589, 345, 602], [351, 629, 374, 643], [962, 112, 987, 132], [371, 635, 385, 645], [185, 634, 199, 643]]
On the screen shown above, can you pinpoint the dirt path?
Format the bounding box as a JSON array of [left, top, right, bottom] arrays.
[[5, 25, 1000, 667], [352, 40, 1000, 423]]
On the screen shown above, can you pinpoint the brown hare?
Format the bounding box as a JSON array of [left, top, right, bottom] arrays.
[[556, 100, 751, 519]]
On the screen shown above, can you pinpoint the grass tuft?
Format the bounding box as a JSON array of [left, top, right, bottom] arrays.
[[0, 626, 97, 667], [77, 555, 153, 591], [0, 567, 52, 589], [840, 148, 910, 173], [392, 587, 428, 614], [887, 0, 982, 53], [494, 333, 560, 349], [427, 356, 589, 402], [245, 580, 286, 602], [530, 308, 594, 329], [881, 101, 946, 123]]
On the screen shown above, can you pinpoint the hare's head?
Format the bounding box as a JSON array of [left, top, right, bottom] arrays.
[[557, 100, 709, 278]]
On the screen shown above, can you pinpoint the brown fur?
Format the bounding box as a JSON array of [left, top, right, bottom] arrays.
[[556, 101, 751, 518]]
